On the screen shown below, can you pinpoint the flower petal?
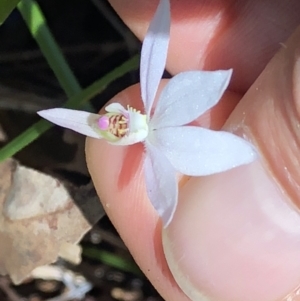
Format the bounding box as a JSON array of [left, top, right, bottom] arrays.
[[150, 70, 232, 129], [105, 103, 126, 114], [144, 141, 177, 227], [149, 126, 257, 176], [38, 108, 102, 139], [140, 0, 170, 116]]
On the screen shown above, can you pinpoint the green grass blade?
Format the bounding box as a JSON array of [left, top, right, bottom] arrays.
[[0, 55, 139, 161], [82, 247, 142, 276], [17, 0, 81, 97]]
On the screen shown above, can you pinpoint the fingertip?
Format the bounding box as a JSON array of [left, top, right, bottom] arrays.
[[85, 79, 240, 297], [163, 26, 300, 301], [85, 83, 191, 300], [86, 132, 190, 301]]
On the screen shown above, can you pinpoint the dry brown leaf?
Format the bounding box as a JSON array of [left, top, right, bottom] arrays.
[[0, 159, 104, 284]]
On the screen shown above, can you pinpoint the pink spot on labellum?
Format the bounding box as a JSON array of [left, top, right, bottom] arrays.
[[98, 116, 109, 130]]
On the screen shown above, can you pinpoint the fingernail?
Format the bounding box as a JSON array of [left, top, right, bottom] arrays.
[[163, 160, 300, 301]]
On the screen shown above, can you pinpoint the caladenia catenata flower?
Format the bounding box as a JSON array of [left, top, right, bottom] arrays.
[[38, 0, 257, 227]]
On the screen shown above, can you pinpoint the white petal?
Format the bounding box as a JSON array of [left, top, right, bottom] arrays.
[[150, 70, 232, 129], [38, 108, 102, 139], [144, 141, 177, 227], [105, 103, 126, 114], [140, 0, 170, 115], [149, 126, 257, 176]]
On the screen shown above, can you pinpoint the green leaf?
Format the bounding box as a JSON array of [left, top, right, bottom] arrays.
[[0, 0, 21, 24]]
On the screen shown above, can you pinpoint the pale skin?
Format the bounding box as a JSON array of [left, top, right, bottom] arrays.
[[86, 1, 300, 300]]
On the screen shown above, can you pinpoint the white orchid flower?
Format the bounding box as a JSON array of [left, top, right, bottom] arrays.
[[38, 0, 257, 227]]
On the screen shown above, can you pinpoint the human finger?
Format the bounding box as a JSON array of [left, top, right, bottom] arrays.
[[86, 82, 240, 301], [163, 26, 300, 301], [108, 0, 300, 92]]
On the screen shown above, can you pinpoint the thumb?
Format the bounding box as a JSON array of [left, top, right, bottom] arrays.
[[163, 27, 300, 301]]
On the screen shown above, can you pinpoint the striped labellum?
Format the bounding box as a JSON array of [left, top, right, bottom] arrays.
[[98, 113, 128, 138]]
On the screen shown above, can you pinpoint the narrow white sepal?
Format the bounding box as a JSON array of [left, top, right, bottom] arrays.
[[150, 126, 258, 176], [150, 70, 233, 129], [38, 108, 102, 139], [140, 0, 170, 115], [144, 141, 177, 227]]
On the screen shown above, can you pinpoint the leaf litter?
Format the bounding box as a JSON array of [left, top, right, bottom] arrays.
[[0, 158, 104, 284]]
